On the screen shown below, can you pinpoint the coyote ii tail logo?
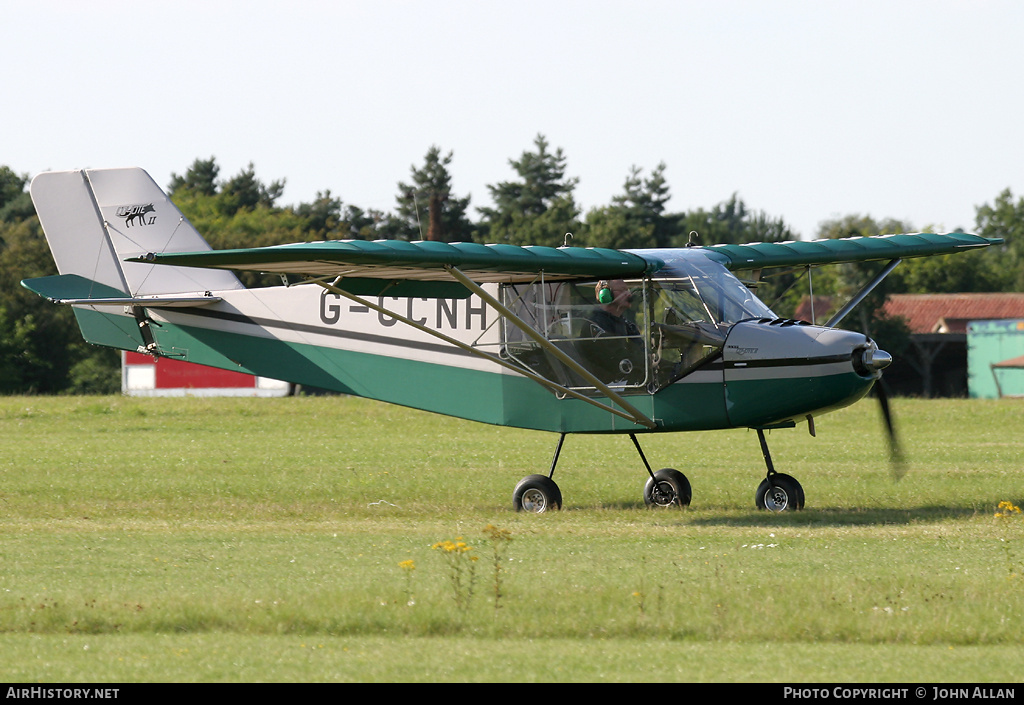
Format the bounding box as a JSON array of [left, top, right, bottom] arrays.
[[117, 203, 156, 227]]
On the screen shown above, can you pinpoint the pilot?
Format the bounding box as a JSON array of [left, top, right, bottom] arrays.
[[591, 279, 640, 339], [582, 279, 645, 384]]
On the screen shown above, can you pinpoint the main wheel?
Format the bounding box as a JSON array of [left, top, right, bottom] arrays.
[[513, 474, 562, 513], [643, 468, 692, 508], [755, 473, 805, 512]]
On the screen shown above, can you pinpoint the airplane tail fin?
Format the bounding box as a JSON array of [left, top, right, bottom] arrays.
[[28, 168, 243, 298]]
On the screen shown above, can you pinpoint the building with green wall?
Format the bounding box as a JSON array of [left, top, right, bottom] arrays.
[[967, 319, 1024, 398]]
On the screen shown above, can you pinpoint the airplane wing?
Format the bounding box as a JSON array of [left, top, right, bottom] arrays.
[[133, 233, 1002, 289], [697, 232, 1002, 271], [131, 239, 664, 289]]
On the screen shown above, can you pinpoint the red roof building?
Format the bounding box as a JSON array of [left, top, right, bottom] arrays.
[[883, 293, 1024, 334], [881, 294, 1024, 397]]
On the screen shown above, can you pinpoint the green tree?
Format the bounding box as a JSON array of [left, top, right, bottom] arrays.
[[340, 205, 397, 240], [168, 157, 220, 197], [218, 163, 286, 216], [890, 245, 1005, 294], [671, 193, 794, 248], [614, 163, 671, 215], [584, 206, 656, 250], [0, 166, 34, 223], [294, 190, 344, 239], [393, 146, 473, 242], [169, 159, 306, 286], [65, 345, 121, 394], [0, 218, 76, 392], [0, 303, 35, 392], [974, 188, 1024, 291], [584, 163, 672, 249], [478, 134, 581, 246], [170, 159, 287, 219]]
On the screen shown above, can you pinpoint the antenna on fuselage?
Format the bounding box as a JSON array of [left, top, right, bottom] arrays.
[[686, 231, 699, 247]]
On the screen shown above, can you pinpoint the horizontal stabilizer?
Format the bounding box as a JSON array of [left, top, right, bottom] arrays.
[[21, 274, 221, 307]]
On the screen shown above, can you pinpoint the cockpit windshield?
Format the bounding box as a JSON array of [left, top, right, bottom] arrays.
[[640, 250, 776, 389], [640, 249, 776, 326]]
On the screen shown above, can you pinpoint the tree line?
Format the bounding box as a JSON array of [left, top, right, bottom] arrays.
[[1, 134, 1021, 394]]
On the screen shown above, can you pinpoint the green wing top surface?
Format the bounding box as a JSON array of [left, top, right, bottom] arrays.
[[697, 232, 1002, 271], [131, 240, 663, 284], [129, 233, 1002, 295]]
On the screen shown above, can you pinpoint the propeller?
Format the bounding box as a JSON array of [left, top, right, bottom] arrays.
[[859, 345, 906, 481], [874, 378, 906, 481]]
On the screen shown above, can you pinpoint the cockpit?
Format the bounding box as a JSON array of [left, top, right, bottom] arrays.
[[499, 249, 777, 394]]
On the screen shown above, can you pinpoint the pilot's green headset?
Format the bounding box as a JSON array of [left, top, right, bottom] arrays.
[[596, 280, 613, 304]]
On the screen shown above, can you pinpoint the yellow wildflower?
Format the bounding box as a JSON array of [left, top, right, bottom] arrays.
[[995, 501, 1022, 518]]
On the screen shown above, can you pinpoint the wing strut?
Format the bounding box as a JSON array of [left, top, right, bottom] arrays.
[[824, 259, 901, 328], [316, 279, 656, 429], [443, 265, 656, 429]]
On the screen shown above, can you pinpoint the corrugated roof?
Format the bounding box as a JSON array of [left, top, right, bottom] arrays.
[[883, 293, 1024, 334]]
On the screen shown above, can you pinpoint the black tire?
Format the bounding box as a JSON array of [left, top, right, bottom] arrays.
[[513, 474, 562, 513], [643, 468, 692, 508], [755, 473, 805, 512]]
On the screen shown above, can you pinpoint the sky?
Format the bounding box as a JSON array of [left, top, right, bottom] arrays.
[[3, 0, 1023, 240]]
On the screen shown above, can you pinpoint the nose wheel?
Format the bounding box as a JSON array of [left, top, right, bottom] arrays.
[[754, 429, 805, 512], [755, 473, 805, 512]]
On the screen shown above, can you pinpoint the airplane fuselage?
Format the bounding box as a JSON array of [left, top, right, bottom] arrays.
[[70, 281, 878, 435]]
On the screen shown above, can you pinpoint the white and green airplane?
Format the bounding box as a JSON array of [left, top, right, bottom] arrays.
[[22, 168, 1002, 512]]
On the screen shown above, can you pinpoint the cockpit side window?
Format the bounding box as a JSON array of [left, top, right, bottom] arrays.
[[647, 278, 729, 389], [500, 279, 649, 392]]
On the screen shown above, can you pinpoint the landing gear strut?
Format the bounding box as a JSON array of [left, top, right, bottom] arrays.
[[512, 433, 691, 512], [754, 429, 805, 512], [513, 434, 565, 513], [632, 434, 691, 508], [644, 468, 692, 508]]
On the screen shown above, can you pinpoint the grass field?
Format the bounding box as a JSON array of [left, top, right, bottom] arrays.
[[1, 394, 1022, 682]]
